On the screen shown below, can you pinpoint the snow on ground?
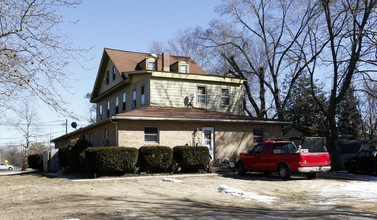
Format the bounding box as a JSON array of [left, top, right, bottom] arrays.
[[217, 185, 278, 204], [313, 171, 377, 203], [162, 178, 183, 183]]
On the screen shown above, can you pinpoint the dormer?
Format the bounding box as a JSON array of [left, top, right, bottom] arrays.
[[140, 54, 157, 70], [171, 60, 190, 73]]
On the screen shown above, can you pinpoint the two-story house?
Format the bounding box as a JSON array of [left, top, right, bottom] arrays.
[[52, 48, 289, 161]]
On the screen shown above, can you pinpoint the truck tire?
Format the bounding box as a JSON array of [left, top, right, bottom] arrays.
[[237, 162, 246, 176], [277, 164, 291, 180], [305, 173, 319, 179], [8, 167, 13, 171]]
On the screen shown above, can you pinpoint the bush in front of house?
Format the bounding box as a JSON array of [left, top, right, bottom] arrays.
[[173, 146, 210, 173], [28, 154, 43, 171], [137, 146, 173, 173], [84, 146, 138, 175], [58, 138, 91, 171]]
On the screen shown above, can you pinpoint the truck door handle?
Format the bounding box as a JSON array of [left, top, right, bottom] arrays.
[[258, 156, 261, 159]]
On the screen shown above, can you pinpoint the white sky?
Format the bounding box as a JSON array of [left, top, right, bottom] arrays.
[[0, 0, 221, 147]]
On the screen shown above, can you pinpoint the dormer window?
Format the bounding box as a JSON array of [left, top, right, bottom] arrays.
[[148, 61, 156, 70], [171, 60, 189, 73], [180, 64, 187, 73]]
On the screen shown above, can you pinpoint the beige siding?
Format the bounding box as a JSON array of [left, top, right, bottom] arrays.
[[96, 74, 151, 121], [150, 77, 244, 115], [98, 60, 124, 95]]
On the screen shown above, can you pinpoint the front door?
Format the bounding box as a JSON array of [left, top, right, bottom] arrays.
[[202, 127, 214, 160]]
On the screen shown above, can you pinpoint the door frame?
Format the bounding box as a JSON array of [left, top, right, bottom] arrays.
[[202, 127, 214, 160]]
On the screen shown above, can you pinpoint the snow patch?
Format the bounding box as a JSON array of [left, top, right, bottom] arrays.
[[162, 178, 183, 183], [218, 185, 278, 204]]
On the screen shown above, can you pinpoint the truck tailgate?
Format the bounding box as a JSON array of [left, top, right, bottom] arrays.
[[299, 153, 331, 167]]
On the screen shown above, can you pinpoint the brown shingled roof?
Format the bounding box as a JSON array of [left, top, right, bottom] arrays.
[[105, 48, 206, 74], [113, 107, 287, 124]]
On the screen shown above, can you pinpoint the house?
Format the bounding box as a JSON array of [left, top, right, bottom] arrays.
[[52, 48, 290, 162]]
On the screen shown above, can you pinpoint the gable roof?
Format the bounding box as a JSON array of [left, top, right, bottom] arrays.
[[91, 48, 207, 102]]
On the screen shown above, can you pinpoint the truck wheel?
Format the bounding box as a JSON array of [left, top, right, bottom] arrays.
[[305, 173, 319, 179], [277, 164, 291, 180], [237, 162, 246, 176]]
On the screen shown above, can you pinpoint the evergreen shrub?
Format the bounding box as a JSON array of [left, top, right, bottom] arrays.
[[173, 146, 210, 172], [137, 146, 173, 173]]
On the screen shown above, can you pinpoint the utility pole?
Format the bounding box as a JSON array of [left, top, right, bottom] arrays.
[[65, 119, 68, 134]]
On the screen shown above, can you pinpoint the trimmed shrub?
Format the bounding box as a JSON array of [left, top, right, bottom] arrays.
[[173, 146, 210, 173], [58, 138, 91, 171], [137, 146, 173, 173], [28, 154, 43, 171], [85, 146, 138, 175]]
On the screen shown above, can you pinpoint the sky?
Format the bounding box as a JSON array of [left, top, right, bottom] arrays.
[[0, 0, 222, 147]]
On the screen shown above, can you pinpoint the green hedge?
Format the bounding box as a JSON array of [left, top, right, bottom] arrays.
[[28, 154, 43, 171], [137, 146, 173, 173], [84, 146, 138, 175], [173, 146, 210, 172], [58, 138, 91, 171]]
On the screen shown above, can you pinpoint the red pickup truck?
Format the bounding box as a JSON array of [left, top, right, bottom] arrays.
[[236, 140, 331, 179]]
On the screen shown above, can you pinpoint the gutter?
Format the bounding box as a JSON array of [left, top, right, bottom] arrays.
[[110, 118, 119, 146]]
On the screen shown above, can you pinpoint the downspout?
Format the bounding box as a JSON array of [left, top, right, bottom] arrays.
[[110, 118, 119, 146]]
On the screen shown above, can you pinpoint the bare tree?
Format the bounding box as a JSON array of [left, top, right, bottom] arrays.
[[0, 0, 86, 116], [305, 0, 377, 169], [193, 0, 324, 119], [84, 92, 96, 124], [360, 82, 377, 139], [9, 101, 40, 170]]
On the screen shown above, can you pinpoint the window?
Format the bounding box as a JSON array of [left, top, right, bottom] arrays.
[[221, 88, 230, 106], [115, 96, 119, 114], [132, 90, 137, 108], [148, 61, 156, 70], [197, 86, 206, 104], [144, 127, 159, 144], [99, 105, 103, 120], [104, 71, 109, 85], [272, 143, 297, 154], [253, 129, 265, 143], [112, 66, 116, 80], [141, 86, 145, 105], [107, 100, 110, 118], [122, 92, 126, 111], [104, 129, 109, 146], [250, 144, 263, 154], [263, 144, 271, 154], [180, 64, 187, 73]]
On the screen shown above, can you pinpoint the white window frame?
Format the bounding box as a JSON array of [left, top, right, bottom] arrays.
[[112, 66, 116, 80], [132, 90, 137, 108], [148, 61, 156, 70], [115, 96, 119, 114], [141, 86, 145, 105], [197, 86, 206, 104], [144, 126, 159, 144], [122, 92, 126, 111], [99, 104, 103, 120], [180, 64, 187, 73], [220, 88, 230, 106], [107, 100, 110, 118]]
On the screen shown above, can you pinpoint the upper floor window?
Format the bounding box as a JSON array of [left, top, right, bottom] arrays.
[[132, 90, 137, 108], [104, 71, 109, 85], [148, 61, 156, 70], [221, 88, 230, 106], [107, 100, 110, 118], [180, 64, 187, 73], [197, 86, 206, 104], [141, 86, 145, 105], [112, 66, 116, 80], [122, 92, 126, 111], [115, 96, 119, 114], [99, 104, 103, 120]]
